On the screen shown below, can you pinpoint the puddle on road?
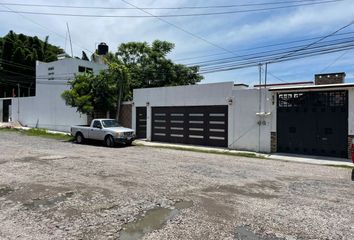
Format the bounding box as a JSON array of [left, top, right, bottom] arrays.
[[23, 191, 74, 209], [235, 226, 284, 240], [0, 186, 13, 197], [119, 200, 193, 240]]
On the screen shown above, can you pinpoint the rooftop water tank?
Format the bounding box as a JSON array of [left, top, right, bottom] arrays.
[[97, 42, 109, 55]]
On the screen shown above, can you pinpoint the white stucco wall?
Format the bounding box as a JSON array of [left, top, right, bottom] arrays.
[[11, 58, 107, 132], [230, 88, 272, 153], [348, 88, 354, 136]]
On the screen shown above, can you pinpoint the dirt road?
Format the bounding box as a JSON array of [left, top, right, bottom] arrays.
[[0, 131, 353, 240]]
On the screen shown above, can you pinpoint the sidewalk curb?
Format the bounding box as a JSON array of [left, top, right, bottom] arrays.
[[134, 140, 354, 169]]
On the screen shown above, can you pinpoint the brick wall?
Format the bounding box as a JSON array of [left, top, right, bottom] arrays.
[[119, 103, 132, 128], [347, 135, 354, 159], [315, 73, 345, 85], [90, 102, 132, 128], [271, 132, 277, 153]]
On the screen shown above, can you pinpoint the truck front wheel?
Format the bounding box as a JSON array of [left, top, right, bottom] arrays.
[[105, 135, 115, 147]]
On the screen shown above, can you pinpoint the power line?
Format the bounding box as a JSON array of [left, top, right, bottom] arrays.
[[0, 0, 342, 18], [319, 49, 352, 72], [199, 45, 354, 74], [0, 0, 336, 10], [175, 31, 354, 62], [0, 4, 94, 54], [188, 36, 354, 67], [270, 19, 354, 63]]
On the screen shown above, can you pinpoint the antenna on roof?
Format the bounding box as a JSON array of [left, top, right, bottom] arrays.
[[66, 22, 73, 57]]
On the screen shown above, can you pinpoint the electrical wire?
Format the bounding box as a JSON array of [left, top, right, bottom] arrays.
[[0, 0, 337, 10], [0, 0, 342, 18]]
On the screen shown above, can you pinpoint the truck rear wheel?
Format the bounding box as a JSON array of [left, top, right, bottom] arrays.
[[76, 133, 84, 144], [105, 135, 115, 147]]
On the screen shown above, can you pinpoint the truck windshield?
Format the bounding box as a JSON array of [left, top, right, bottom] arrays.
[[101, 120, 120, 128]]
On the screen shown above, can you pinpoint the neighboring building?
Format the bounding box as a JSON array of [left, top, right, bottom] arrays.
[[133, 73, 354, 160], [5, 58, 107, 132]]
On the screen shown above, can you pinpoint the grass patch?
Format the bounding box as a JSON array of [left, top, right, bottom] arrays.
[[324, 164, 354, 169], [0, 127, 73, 141], [133, 142, 264, 159]]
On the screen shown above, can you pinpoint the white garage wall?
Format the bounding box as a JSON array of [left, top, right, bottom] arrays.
[[230, 89, 272, 153], [133, 82, 273, 152], [348, 89, 354, 135]]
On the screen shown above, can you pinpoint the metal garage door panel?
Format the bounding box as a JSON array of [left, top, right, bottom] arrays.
[[277, 91, 348, 158], [136, 107, 147, 139], [152, 105, 228, 147]]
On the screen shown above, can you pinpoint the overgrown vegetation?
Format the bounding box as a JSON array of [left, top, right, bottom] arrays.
[[0, 31, 64, 98], [0, 128, 73, 141]]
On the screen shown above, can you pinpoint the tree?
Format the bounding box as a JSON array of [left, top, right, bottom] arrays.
[[62, 63, 130, 120], [110, 40, 203, 100], [0, 31, 64, 98]]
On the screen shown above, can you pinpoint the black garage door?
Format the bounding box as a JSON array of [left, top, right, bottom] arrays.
[[152, 106, 228, 147], [136, 107, 147, 139], [277, 90, 348, 158]]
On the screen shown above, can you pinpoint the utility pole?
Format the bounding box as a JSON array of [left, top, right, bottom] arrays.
[[17, 83, 20, 120], [258, 64, 262, 153], [66, 22, 73, 58], [264, 62, 268, 113]]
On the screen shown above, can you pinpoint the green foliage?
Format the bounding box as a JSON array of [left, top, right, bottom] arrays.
[[62, 64, 130, 117], [0, 31, 64, 97], [110, 40, 203, 100]]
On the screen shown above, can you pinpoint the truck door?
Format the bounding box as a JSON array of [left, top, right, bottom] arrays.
[[90, 120, 103, 140]]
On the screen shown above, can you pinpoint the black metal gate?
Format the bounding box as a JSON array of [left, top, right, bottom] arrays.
[[136, 107, 147, 139], [152, 105, 228, 147], [2, 100, 11, 122], [277, 90, 348, 158]]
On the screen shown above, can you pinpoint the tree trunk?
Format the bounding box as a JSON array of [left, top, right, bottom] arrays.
[[116, 83, 123, 122]]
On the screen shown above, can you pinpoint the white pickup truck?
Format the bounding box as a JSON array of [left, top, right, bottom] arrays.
[[71, 119, 135, 147]]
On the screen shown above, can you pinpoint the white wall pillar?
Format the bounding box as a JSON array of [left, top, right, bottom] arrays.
[[146, 105, 152, 141]]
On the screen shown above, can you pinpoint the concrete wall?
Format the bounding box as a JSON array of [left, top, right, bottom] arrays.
[[11, 58, 107, 132], [230, 88, 272, 153], [348, 89, 354, 136]]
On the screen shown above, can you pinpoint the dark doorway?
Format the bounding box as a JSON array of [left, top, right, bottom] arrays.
[[2, 100, 11, 122], [277, 90, 348, 158], [151, 105, 228, 147], [136, 107, 147, 139]]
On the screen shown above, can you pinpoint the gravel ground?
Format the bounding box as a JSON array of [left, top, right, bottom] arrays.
[[0, 131, 353, 240]]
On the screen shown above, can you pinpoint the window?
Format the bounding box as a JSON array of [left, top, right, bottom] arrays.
[[92, 120, 102, 128], [78, 66, 93, 73], [278, 93, 293, 108], [48, 67, 54, 71]]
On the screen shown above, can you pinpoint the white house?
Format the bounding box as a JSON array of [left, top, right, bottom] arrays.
[[8, 58, 107, 132], [133, 73, 354, 160]]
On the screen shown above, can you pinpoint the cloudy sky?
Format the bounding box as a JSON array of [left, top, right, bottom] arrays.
[[0, 0, 353, 86]]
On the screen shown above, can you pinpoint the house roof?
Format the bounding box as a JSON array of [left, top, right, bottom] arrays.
[[269, 82, 354, 92], [254, 81, 313, 88]]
